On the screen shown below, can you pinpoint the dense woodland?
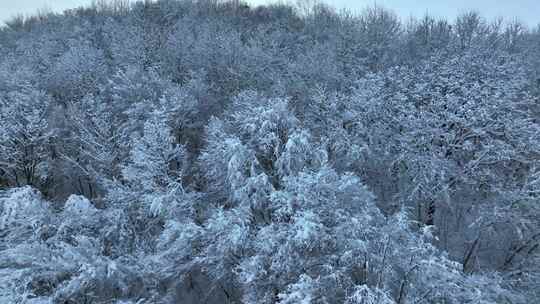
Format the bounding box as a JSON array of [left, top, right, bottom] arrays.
[[1, 0, 540, 303]]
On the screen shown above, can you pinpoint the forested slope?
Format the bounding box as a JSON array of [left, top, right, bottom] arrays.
[[1, 0, 540, 303]]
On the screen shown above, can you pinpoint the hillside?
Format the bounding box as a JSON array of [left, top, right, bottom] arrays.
[[1, 0, 540, 303]]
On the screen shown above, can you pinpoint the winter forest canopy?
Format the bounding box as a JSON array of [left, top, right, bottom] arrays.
[[0, 0, 540, 303]]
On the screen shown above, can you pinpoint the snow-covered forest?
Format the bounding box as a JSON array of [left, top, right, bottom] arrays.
[[1, 0, 539, 303]]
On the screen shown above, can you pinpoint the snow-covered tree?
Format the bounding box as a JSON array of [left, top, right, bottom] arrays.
[[0, 88, 53, 189], [121, 110, 189, 218]]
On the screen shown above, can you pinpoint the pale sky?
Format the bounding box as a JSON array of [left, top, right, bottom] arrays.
[[1, 0, 539, 27]]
